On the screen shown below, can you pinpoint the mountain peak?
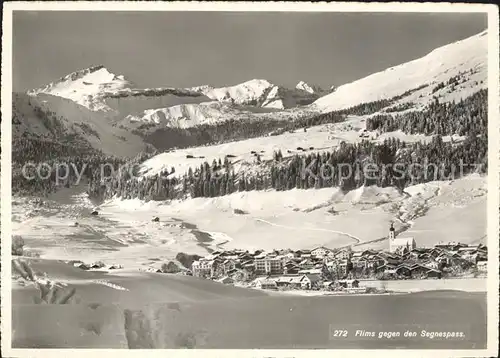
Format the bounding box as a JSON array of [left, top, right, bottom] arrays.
[[28, 65, 134, 111], [296, 81, 324, 94]]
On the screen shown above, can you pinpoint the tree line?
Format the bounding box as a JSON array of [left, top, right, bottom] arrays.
[[366, 89, 487, 136]]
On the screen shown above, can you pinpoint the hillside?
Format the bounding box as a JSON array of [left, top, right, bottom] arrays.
[[12, 92, 148, 159], [312, 31, 487, 112]]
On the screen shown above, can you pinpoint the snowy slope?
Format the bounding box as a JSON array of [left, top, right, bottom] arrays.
[[137, 116, 432, 180], [312, 31, 487, 112], [122, 101, 282, 129], [13, 92, 148, 158]]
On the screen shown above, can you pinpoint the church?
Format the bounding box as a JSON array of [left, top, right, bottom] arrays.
[[388, 223, 416, 254]]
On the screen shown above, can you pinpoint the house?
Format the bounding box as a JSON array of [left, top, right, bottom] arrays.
[[283, 251, 298, 259], [298, 268, 322, 275], [283, 262, 301, 275], [425, 268, 442, 279], [337, 279, 360, 289], [254, 277, 278, 290], [254, 257, 283, 276], [301, 274, 321, 289], [435, 242, 467, 251], [477, 261, 487, 272], [395, 265, 412, 277], [295, 249, 311, 258], [311, 246, 334, 258], [422, 260, 439, 270], [229, 268, 252, 282], [351, 252, 363, 261], [221, 259, 239, 275], [192, 259, 215, 278], [298, 258, 315, 269], [323, 281, 335, 290], [334, 248, 352, 260], [275, 275, 304, 288]]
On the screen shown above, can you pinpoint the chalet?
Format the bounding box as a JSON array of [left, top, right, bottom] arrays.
[[311, 246, 334, 258], [435, 242, 467, 251], [360, 249, 378, 256], [283, 263, 301, 275], [425, 268, 442, 279], [351, 252, 363, 260], [422, 260, 439, 270], [298, 258, 315, 269], [477, 260, 487, 272], [275, 275, 304, 289], [337, 279, 360, 289], [301, 274, 321, 289], [296, 249, 311, 256], [395, 265, 412, 277], [237, 252, 254, 261], [334, 248, 352, 260], [221, 259, 239, 275], [254, 277, 278, 290], [298, 268, 322, 275], [375, 263, 398, 274], [323, 281, 336, 290], [229, 268, 252, 282]]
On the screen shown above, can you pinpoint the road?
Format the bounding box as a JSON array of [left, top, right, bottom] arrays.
[[255, 218, 361, 244]]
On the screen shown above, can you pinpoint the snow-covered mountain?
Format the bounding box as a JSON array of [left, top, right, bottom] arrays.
[[311, 30, 487, 113], [295, 81, 326, 95], [19, 30, 488, 150], [116, 79, 320, 128], [29, 65, 211, 113], [189, 79, 320, 109]]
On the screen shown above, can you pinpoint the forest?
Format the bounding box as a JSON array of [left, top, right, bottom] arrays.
[[366, 89, 487, 136], [88, 132, 487, 202]]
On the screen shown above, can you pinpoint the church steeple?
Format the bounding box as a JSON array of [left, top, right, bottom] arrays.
[[389, 223, 395, 241]]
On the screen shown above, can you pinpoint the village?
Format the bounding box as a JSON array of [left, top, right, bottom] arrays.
[[67, 224, 488, 294], [185, 224, 488, 293]]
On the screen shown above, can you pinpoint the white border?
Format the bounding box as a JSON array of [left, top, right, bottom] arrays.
[[1, 2, 499, 358]]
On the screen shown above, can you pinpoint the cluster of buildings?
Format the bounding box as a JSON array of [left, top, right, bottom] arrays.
[[189, 225, 488, 291]]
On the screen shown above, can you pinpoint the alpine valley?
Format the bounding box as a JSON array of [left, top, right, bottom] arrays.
[[9, 26, 490, 350]]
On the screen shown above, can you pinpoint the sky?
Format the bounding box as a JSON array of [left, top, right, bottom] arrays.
[[12, 11, 487, 92]]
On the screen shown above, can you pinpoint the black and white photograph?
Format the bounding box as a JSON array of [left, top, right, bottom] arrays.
[[1, 2, 499, 356]]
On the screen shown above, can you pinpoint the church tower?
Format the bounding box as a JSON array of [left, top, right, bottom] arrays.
[[389, 223, 396, 253], [389, 223, 396, 241]]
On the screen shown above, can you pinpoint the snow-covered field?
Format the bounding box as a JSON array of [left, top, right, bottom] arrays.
[[139, 116, 432, 179], [12, 174, 486, 272]]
